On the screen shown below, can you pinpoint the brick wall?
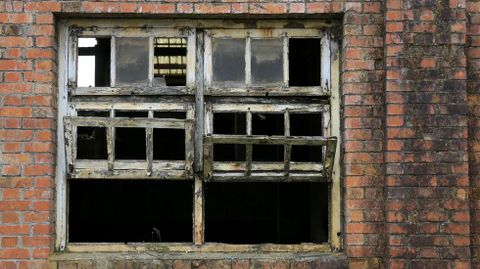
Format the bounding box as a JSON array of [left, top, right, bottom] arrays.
[[0, 0, 478, 268]]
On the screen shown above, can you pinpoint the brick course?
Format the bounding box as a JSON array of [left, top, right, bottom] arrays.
[[0, 0, 479, 268]]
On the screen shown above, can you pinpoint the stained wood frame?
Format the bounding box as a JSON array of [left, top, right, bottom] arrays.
[[203, 103, 337, 182], [204, 28, 331, 96], [57, 18, 341, 252], [64, 102, 194, 180]]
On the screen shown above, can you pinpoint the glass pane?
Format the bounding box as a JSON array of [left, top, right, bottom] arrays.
[[251, 38, 283, 86], [212, 38, 245, 86], [153, 37, 187, 86], [115, 37, 149, 85]]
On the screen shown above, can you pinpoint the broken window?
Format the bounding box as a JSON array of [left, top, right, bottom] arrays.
[[59, 20, 339, 250], [153, 37, 187, 86]]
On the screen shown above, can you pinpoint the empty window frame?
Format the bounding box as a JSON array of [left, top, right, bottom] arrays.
[[69, 28, 196, 96], [64, 102, 194, 179], [204, 103, 336, 181], [57, 19, 341, 252], [204, 29, 332, 96]]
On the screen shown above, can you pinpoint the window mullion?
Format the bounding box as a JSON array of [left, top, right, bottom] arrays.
[[110, 36, 116, 87], [245, 109, 252, 177], [107, 109, 115, 173], [283, 110, 291, 177], [245, 35, 251, 87], [146, 110, 154, 176], [283, 33, 289, 87]]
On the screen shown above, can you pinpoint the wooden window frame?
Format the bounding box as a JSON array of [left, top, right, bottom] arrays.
[[56, 18, 342, 253]]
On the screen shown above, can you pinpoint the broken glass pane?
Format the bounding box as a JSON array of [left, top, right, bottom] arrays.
[[289, 38, 321, 86], [251, 38, 283, 86], [212, 38, 245, 86], [77, 37, 110, 87], [153, 37, 187, 86], [115, 37, 149, 85], [153, 129, 185, 160]]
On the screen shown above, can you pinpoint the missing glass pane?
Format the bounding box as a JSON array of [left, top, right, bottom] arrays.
[[290, 113, 323, 136], [212, 38, 245, 85], [77, 37, 110, 87], [251, 38, 283, 86], [115, 111, 147, 160], [153, 129, 185, 160], [154, 112, 186, 119], [153, 38, 187, 86], [289, 39, 321, 86], [252, 144, 284, 162], [69, 180, 193, 243], [116, 37, 149, 85], [76, 110, 109, 160], [213, 144, 246, 162], [205, 182, 328, 244], [252, 113, 284, 136], [213, 113, 246, 135], [291, 145, 323, 162]]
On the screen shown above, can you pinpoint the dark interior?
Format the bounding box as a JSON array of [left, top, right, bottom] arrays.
[[69, 180, 193, 243], [78, 37, 110, 87], [252, 113, 284, 136], [76, 110, 109, 159], [289, 38, 321, 86], [205, 182, 329, 244], [115, 111, 148, 160]]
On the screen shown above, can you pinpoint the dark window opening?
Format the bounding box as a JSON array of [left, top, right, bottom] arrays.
[[77, 37, 110, 87], [153, 129, 185, 160], [290, 113, 322, 136], [154, 112, 186, 119], [213, 113, 246, 135], [76, 111, 109, 159], [69, 180, 193, 243], [213, 144, 246, 162], [252, 113, 284, 136], [289, 39, 321, 86], [154, 38, 187, 86], [291, 145, 322, 162], [205, 182, 328, 244], [252, 144, 284, 162], [115, 111, 148, 160]]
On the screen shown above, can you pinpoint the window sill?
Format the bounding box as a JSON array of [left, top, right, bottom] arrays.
[[62, 242, 335, 253], [51, 245, 347, 268]]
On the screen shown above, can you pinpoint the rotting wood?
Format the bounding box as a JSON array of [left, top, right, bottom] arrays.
[[65, 242, 331, 253], [193, 175, 204, 245], [208, 134, 335, 145], [205, 87, 330, 96], [245, 110, 252, 176], [146, 110, 154, 175], [64, 116, 189, 129], [203, 135, 337, 181], [71, 86, 190, 96], [59, 19, 341, 251], [284, 110, 291, 176]]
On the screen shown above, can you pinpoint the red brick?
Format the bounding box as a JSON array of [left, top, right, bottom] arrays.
[[0, 249, 30, 259], [25, 1, 61, 12], [1, 237, 18, 248], [194, 4, 230, 13]]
